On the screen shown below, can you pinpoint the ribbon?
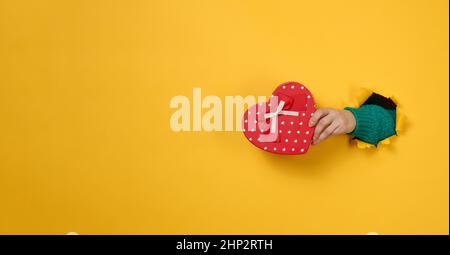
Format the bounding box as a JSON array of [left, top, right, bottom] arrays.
[[264, 100, 299, 134]]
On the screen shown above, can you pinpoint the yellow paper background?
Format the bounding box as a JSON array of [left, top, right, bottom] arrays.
[[0, 0, 448, 234]]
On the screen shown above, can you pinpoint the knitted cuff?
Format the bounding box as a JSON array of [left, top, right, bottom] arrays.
[[344, 105, 396, 145]]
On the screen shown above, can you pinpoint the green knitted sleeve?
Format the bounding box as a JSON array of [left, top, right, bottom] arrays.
[[344, 104, 396, 145]]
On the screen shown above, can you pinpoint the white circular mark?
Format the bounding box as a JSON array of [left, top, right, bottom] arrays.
[[254, 120, 258, 124], [307, 95, 311, 99], [263, 146, 267, 150], [299, 122, 303, 125], [303, 139, 307, 143], [290, 121, 294, 125], [287, 130, 291, 134], [243, 128, 246, 132], [279, 130, 282, 133], [251, 129, 255, 132], [291, 148, 295, 151], [291, 85, 295, 89], [257, 137, 261, 141], [297, 130, 300, 134], [282, 86, 286, 89], [302, 113, 306, 116], [281, 121, 285, 125], [273, 147, 277, 151], [301, 86, 304, 90], [244, 119, 248, 123], [282, 148, 286, 151], [310, 113, 314, 116], [249, 138, 252, 141], [294, 139, 298, 143], [260, 129, 264, 132], [285, 139, 289, 142], [306, 131, 310, 134], [300, 148, 304, 152]]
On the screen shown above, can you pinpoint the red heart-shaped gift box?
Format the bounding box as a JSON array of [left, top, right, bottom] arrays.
[[242, 81, 316, 155]]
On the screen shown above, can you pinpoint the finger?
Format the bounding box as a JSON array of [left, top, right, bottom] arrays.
[[315, 122, 339, 145], [312, 114, 334, 144], [309, 108, 331, 127]]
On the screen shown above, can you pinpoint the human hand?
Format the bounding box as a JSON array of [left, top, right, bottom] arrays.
[[308, 108, 356, 145]]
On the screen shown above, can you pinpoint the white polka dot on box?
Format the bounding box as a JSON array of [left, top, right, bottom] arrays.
[[242, 81, 316, 155]]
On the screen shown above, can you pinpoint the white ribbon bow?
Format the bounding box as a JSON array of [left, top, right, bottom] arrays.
[[264, 100, 299, 134]]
